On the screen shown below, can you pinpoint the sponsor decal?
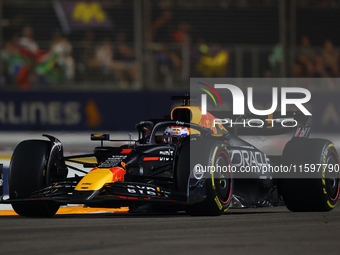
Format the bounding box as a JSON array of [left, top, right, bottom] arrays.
[[159, 150, 174, 156], [159, 150, 174, 161], [294, 126, 311, 138], [127, 185, 157, 196], [240, 145, 255, 149], [121, 149, 133, 154], [160, 157, 172, 162], [230, 149, 270, 168], [99, 155, 127, 168], [214, 196, 223, 210], [126, 185, 171, 197]]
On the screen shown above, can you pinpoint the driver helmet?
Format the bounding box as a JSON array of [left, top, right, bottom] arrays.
[[163, 126, 190, 144]]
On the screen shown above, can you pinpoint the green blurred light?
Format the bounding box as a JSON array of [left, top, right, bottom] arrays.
[[199, 44, 209, 54]]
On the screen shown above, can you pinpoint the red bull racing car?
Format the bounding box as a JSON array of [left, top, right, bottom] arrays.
[[0, 96, 339, 217]]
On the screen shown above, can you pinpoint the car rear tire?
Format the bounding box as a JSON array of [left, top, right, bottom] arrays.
[[279, 138, 340, 212], [9, 140, 60, 217], [176, 138, 233, 216]]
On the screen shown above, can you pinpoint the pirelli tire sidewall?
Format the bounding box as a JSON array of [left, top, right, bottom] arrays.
[[204, 141, 233, 215], [177, 138, 233, 216], [321, 142, 340, 209], [279, 138, 340, 212]]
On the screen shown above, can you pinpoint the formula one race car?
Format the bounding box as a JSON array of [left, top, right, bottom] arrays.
[[0, 96, 339, 217]]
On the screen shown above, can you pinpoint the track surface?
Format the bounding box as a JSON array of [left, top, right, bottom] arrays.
[[1, 132, 340, 254], [0, 206, 340, 255]]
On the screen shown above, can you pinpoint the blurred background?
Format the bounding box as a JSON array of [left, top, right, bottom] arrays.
[[2, 0, 340, 90]]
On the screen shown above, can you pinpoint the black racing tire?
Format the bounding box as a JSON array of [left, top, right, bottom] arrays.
[[11, 201, 60, 217], [175, 138, 233, 216], [279, 138, 340, 212], [9, 140, 60, 217]]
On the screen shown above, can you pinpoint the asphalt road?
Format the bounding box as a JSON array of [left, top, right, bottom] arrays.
[[1, 132, 340, 255], [0, 206, 340, 255]]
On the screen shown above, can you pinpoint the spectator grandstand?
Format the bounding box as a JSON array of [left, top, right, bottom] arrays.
[[0, 0, 340, 90]]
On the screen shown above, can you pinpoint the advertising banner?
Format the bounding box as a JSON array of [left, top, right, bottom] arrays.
[[0, 91, 184, 131], [0, 88, 339, 132]]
